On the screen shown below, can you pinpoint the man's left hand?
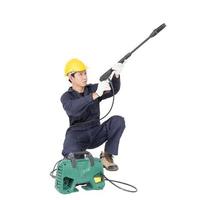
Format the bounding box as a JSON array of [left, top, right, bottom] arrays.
[[111, 63, 124, 77]]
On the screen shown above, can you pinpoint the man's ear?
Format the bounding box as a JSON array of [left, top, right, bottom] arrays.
[[68, 73, 75, 82], [68, 74, 72, 83]]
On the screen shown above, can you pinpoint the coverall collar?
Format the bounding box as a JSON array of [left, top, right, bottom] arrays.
[[68, 85, 89, 97]]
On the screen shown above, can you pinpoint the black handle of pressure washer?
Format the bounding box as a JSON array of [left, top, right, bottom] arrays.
[[99, 23, 166, 81], [67, 151, 95, 168]]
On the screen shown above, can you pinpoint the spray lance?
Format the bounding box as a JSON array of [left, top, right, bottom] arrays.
[[100, 23, 166, 81], [98, 23, 166, 121]]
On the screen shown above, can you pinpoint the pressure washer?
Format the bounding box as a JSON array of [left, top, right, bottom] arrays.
[[50, 151, 137, 194], [50, 23, 166, 194]]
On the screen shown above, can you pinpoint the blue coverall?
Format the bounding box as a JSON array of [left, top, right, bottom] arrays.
[[61, 75, 125, 157]]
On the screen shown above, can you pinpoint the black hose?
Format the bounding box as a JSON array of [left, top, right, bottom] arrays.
[[103, 175, 137, 193]]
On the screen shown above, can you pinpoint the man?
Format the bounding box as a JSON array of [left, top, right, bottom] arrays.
[[61, 58, 125, 171]]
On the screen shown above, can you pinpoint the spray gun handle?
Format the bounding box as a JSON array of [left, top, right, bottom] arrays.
[[99, 57, 127, 81], [99, 68, 113, 81]]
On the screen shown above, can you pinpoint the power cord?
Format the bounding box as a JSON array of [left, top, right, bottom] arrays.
[[50, 159, 63, 179]]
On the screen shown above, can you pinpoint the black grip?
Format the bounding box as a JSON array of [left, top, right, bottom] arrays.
[[149, 23, 166, 38]]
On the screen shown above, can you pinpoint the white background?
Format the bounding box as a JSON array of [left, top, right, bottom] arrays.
[[0, 0, 197, 199]]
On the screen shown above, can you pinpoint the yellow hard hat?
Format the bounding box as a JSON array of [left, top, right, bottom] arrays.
[[64, 58, 87, 76]]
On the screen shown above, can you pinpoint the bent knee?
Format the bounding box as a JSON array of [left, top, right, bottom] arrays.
[[111, 115, 125, 128]]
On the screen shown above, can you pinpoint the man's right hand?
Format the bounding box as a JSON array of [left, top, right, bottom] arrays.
[[95, 80, 111, 97]]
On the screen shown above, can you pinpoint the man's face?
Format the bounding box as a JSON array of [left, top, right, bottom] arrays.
[[69, 70, 87, 87]]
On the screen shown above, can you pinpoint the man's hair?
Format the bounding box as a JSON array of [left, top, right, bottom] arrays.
[[69, 73, 76, 83]]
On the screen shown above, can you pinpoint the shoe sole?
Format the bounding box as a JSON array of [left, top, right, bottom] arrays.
[[103, 165, 119, 171]]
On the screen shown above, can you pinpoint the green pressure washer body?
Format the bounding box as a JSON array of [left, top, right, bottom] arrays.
[[55, 151, 105, 194]]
